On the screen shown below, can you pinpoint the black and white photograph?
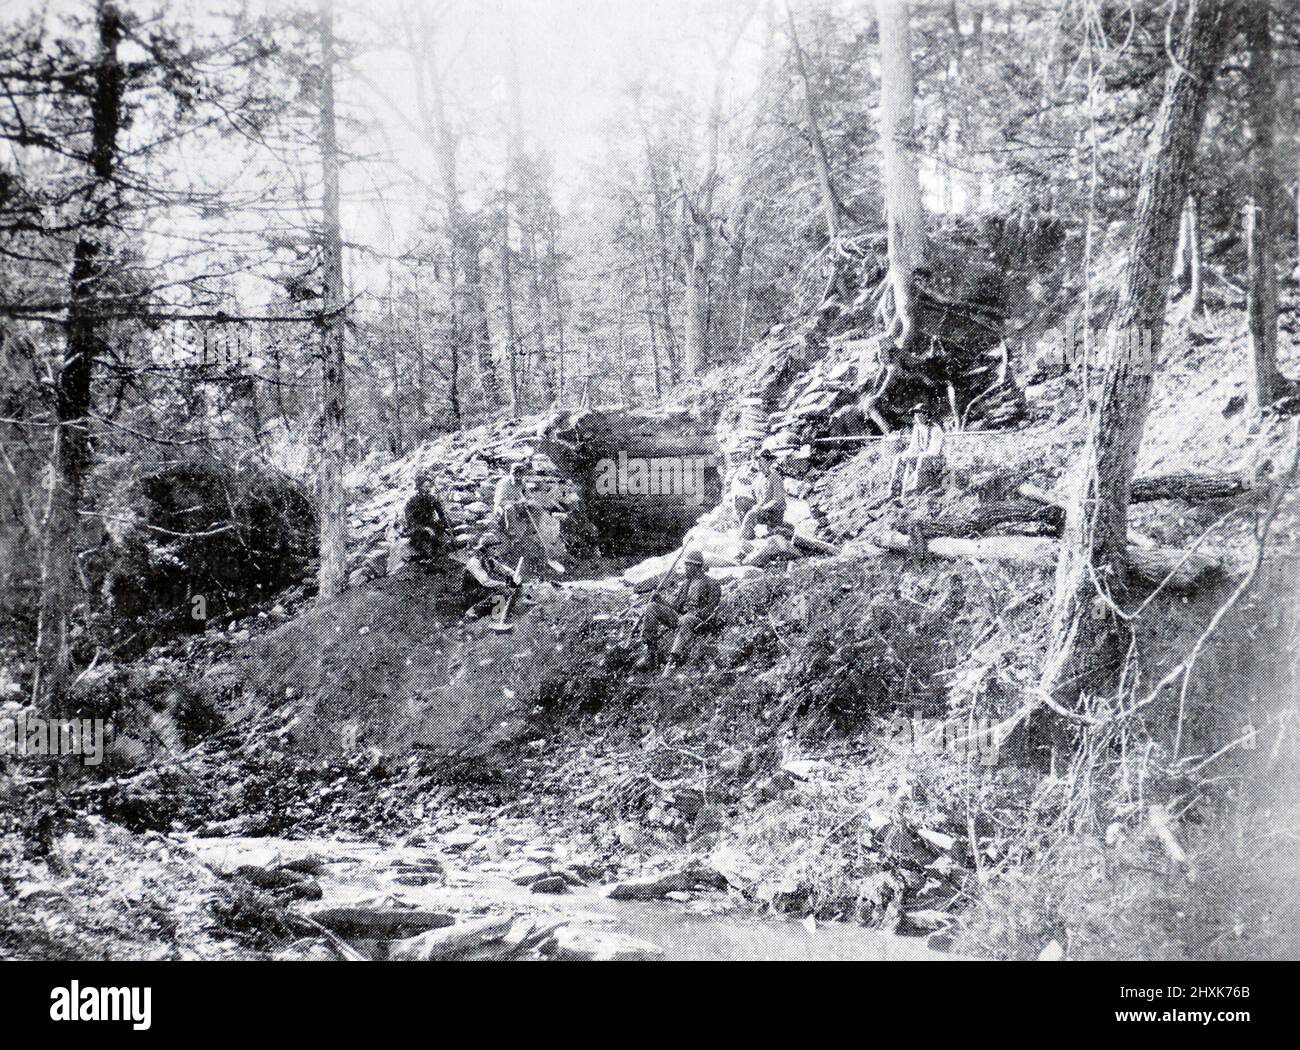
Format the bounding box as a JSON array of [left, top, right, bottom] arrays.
[[0, 0, 1297, 1022]]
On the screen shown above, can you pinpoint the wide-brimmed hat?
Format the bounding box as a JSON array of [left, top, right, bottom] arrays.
[[475, 533, 503, 550], [910, 403, 929, 416], [683, 548, 706, 567]]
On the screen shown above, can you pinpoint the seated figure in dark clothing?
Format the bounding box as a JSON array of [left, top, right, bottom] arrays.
[[405, 469, 453, 563]]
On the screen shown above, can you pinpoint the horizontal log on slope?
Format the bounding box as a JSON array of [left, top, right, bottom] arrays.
[[791, 531, 841, 556], [1019, 470, 1256, 509], [874, 530, 1228, 591], [1015, 484, 1156, 548], [1130, 470, 1256, 503], [903, 500, 1062, 540]]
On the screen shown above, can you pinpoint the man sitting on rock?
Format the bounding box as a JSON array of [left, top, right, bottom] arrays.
[[889, 404, 946, 497], [737, 447, 787, 541], [461, 533, 518, 618], [727, 454, 761, 526], [405, 469, 453, 563], [492, 462, 529, 537], [637, 548, 721, 673]]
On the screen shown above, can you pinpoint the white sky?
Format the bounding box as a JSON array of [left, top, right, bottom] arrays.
[[6, 0, 798, 305]]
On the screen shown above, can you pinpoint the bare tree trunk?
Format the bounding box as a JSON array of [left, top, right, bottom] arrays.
[[316, 0, 348, 601], [446, 312, 462, 425], [523, 224, 549, 399], [1042, 0, 1231, 701], [463, 229, 498, 412], [33, 0, 123, 710], [633, 109, 680, 381], [502, 21, 525, 415], [406, 8, 499, 414], [717, 200, 749, 358], [1172, 193, 1202, 314], [501, 28, 548, 402], [385, 271, 405, 456], [943, 0, 974, 209], [681, 184, 714, 378], [411, 262, 445, 430], [544, 214, 567, 404], [680, 16, 750, 377], [874, 0, 927, 351], [787, 3, 845, 241], [501, 193, 520, 416], [615, 265, 632, 405], [1244, 0, 1287, 410], [633, 199, 663, 396], [1187, 195, 1202, 314]]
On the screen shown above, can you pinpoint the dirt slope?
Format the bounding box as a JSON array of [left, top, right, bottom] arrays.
[[211, 568, 630, 760]]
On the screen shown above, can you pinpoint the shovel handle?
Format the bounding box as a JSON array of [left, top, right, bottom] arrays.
[[624, 543, 690, 630]]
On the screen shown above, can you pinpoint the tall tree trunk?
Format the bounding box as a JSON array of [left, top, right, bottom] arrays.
[[615, 265, 632, 405], [787, 3, 845, 241], [385, 268, 405, 456], [33, 0, 123, 710], [1172, 193, 1202, 314], [680, 17, 750, 378], [504, 28, 550, 404], [719, 201, 749, 356], [681, 186, 714, 378], [501, 195, 520, 416], [1042, 0, 1230, 701], [407, 9, 498, 414], [316, 0, 348, 601], [1244, 0, 1287, 410], [634, 199, 663, 396], [501, 21, 525, 416], [544, 213, 567, 404], [634, 109, 680, 381], [874, 0, 926, 351], [462, 234, 498, 412]]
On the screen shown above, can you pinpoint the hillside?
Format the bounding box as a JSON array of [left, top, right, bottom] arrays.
[[5, 288, 1293, 963]]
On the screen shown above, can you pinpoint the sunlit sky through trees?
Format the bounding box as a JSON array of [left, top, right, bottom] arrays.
[[11, 0, 787, 307]]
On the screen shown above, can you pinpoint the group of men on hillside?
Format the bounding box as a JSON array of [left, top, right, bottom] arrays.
[[403, 402, 945, 666], [634, 403, 946, 672], [401, 460, 535, 623]]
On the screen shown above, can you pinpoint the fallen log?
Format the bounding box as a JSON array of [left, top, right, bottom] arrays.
[[791, 531, 841, 556], [1126, 544, 1228, 590], [904, 500, 1061, 540], [303, 907, 456, 940], [606, 862, 729, 901], [1017, 484, 1156, 548], [1020, 470, 1256, 509], [1131, 470, 1255, 503], [875, 530, 1227, 591]]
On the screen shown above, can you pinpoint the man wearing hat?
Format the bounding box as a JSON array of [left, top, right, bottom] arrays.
[[405, 468, 453, 563], [890, 404, 946, 497], [637, 548, 722, 672], [738, 446, 787, 540], [461, 533, 518, 618], [493, 462, 529, 537]]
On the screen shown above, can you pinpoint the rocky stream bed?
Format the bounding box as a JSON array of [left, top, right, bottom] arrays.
[[194, 833, 956, 962]]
